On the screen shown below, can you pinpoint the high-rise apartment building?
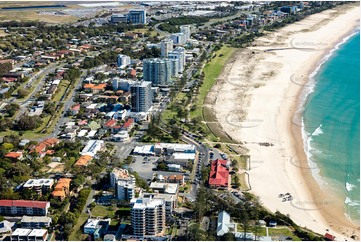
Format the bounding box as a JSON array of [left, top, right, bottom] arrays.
[[160, 39, 173, 57], [180, 25, 191, 40], [130, 81, 153, 112], [143, 58, 172, 86], [168, 47, 185, 73], [117, 54, 131, 69], [110, 168, 136, 201], [171, 33, 186, 45], [130, 197, 166, 238]]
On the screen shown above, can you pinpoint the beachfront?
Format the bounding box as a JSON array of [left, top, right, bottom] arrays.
[[211, 3, 360, 240]]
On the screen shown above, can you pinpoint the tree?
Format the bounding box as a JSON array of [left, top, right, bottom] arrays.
[[171, 125, 181, 140], [17, 88, 29, 98], [222, 232, 235, 241], [4, 103, 19, 117], [15, 115, 41, 131], [186, 223, 207, 241]]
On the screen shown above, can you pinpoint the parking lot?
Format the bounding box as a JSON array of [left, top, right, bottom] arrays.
[[127, 155, 187, 181]]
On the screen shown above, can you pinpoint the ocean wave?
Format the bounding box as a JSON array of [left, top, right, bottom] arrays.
[[311, 124, 323, 136], [345, 197, 360, 207], [299, 30, 360, 189], [297, 29, 360, 116], [346, 182, 356, 192]]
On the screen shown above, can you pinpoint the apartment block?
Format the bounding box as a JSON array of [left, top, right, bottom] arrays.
[[23, 179, 54, 195], [130, 197, 166, 238], [0, 200, 50, 216], [21, 216, 52, 229], [110, 168, 136, 201]]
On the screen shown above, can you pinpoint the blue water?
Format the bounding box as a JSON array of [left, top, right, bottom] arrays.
[[302, 31, 360, 223]]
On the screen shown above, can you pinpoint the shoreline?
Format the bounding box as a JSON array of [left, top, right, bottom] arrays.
[[297, 28, 360, 225], [210, 4, 360, 240]]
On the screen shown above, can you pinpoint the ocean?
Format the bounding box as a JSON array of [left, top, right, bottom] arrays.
[[302, 31, 360, 223]]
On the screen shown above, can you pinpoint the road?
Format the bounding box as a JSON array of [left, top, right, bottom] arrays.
[[49, 70, 87, 138]]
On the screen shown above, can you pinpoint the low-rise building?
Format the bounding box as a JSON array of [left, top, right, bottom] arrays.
[[112, 131, 129, 142], [51, 178, 71, 200], [27, 229, 48, 241], [23, 179, 54, 195], [11, 228, 32, 241], [208, 159, 229, 189], [4, 151, 23, 160], [74, 155, 93, 167], [216, 211, 236, 236], [167, 164, 182, 172], [83, 218, 111, 239], [21, 216, 52, 229], [0, 200, 50, 216], [149, 182, 178, 195], [80, 140, 105, 157], [0, 220, 15, 234]]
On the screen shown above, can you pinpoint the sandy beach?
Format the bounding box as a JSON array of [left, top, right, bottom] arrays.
[[211, 4, 360, 240]]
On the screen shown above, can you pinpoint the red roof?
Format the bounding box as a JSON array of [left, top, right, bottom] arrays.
[[5, 151, 23, 159], [130, 69, 136, 76], [71, 103, 81, 111], [1, 77, 17, 82], [208, 159, 229, 187], [324, 233, 336, 241], [122, 119, 134, 129], [0, 200, 49, 208], [104, 119, 117, 127]]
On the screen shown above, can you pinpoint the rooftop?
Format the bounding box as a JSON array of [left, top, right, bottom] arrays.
[[28, 229, 47, 237], [0, 200, 50, 209], [11, 228, 32, 236], [21, 216, 52, 223]]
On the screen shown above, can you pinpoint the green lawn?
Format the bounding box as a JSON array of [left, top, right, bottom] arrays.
[[15, 72, 44, 102], [236, 226, 301, 240], [68, 213, 89, 241], [134, 28, 158, 37], [188, 46, 235, 142], [190, 46, 235, 119], [52, 80, 70, 102], [91, 205, 115, 218]]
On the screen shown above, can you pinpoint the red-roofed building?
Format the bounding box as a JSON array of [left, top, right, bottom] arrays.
[[1, 77, 17, 83], [324, 233, 336, 241], [4, 151, 23, 160], [121, 118, 134, 131], [70, 103, 81, 116], [208, 159, 229, 189], [103, 119, 117, 129], [0, 200, 50, 216], [128, 68, 136, 78], [32, 138, 60, 158]]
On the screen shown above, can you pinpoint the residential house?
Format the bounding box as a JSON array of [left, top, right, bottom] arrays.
[[70, 103, 81, 116], [216, 211, 236, 236], [74, 155, 93, 167], [5, 151, 23, 160], [32, 138, 60, 158], [165, 174, 185, 186], [83, 218, 110, 239], [51, 178, 71, 201], [120, 118, 134, 132], [84, 83, 107, 94]]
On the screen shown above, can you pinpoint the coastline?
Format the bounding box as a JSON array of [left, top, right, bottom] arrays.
[[210, 4, 360, 240]]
